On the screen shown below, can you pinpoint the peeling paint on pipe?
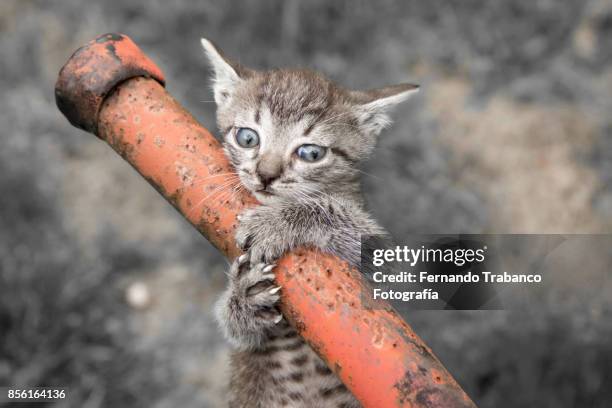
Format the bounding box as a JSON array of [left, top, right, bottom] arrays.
[[55, 33, 477, 408]]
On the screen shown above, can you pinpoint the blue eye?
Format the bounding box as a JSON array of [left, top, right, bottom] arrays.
[[235, 128, 259, 148], [296, 144, 327, 162]]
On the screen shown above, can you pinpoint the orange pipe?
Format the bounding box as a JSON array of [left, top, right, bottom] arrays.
[[55, 33, 476, 408]]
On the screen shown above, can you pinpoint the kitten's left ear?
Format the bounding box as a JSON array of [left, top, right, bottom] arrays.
[[350, 83, 419, 137], [200, 38, 252, 106]]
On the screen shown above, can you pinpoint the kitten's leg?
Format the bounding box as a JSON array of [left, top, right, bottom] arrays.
[[215, 253, 283, 350], [235, 207, 291, 263]]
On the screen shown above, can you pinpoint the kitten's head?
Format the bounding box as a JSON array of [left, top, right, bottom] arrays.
[[201, 38, 418, 204]]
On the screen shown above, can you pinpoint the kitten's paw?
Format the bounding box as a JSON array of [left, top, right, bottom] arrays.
[[236, 260, 281, 312], [215, 256, 283, 349], [235, 207, 289, 263]]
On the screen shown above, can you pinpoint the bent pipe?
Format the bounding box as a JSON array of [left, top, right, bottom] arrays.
[[55, 33, 476, 408]]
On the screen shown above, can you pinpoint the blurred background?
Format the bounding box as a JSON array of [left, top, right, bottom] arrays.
[[1, 0, 612, 406]]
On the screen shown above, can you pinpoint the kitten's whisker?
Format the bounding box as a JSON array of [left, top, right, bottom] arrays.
[[189, 177, 241, 215], [189, 172, 239, 188], [221, 181, 244, 204], [355, 168, 383, 181], [210, 187, 240, 212], [190, 175, 240, 191], [231, 184, 246, 203], [211, 179, 242, 205], [201, 178, 237, 198], [192, 172, 238, 181], [187, 176, 238, 192]]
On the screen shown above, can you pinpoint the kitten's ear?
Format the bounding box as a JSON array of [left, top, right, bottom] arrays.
[[200, 38, 252, 106], [350, 83, 419, 137]]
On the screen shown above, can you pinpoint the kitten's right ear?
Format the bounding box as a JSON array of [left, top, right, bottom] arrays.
[[200, 38, 251, 106]]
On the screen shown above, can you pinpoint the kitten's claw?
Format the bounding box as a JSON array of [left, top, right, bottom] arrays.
[[273, 314, 284, 324], [269, 286, 282, 295], [235, 230, 253, 251], [238, 253, 249, 264], [235, 209, 256, 251], [263, 264, 275, 273]]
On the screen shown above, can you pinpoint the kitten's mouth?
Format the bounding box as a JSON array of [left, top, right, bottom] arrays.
[[255, 189, 274, 197]]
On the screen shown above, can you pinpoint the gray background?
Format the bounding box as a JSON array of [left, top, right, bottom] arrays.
[[1, 0, 611, 407]]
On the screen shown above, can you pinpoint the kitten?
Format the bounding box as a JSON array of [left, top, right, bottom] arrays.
[[201, 38, 418, 408]]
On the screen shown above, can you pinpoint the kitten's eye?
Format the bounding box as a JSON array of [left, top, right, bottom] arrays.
[[296, 144, 327, 162], [235, 128, 260, 148]]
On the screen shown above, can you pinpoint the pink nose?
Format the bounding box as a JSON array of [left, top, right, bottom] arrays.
[[257, 170, 280, 188]]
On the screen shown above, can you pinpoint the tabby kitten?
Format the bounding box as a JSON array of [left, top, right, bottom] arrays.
[[201, 38, 418, 408]]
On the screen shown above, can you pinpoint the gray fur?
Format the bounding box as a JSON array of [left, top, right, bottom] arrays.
[[201, 38, 417, 408]]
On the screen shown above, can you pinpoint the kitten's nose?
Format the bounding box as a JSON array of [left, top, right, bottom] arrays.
[[256, 155, 282, 189], [258, 171, 279, 188]]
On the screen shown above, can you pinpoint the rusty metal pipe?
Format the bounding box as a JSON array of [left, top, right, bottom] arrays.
[[55, 33, 477, 408]]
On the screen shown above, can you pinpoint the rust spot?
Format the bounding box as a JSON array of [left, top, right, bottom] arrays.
[[154, 136, 165, 147], [394, 371, 414, 404], [107, 128, 136, 161], [413, 342, 434, 360], [283, 307, 306, 333], [167, 189, 183, 208], [105, 42, 121, 64], [209, 164, 224, 174], [175, 163, 195, 185], [415, 387, 473, 408], [372, 324, 384, 348]]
